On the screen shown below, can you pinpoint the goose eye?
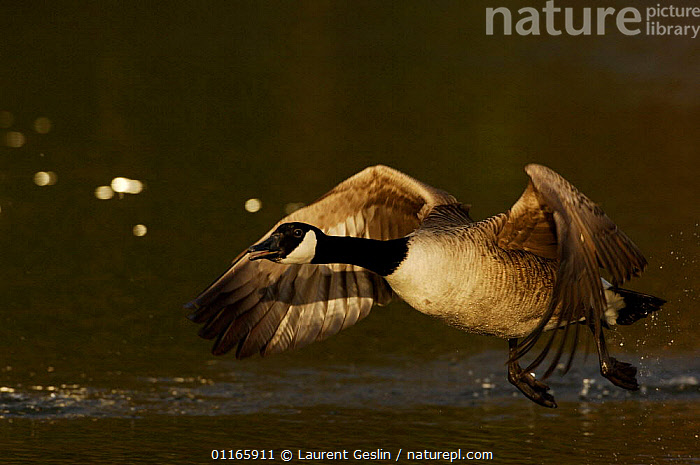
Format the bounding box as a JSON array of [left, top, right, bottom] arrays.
[[293, 229, 303, 238]]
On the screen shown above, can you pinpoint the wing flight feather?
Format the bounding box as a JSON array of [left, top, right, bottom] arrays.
[[497, 164, 647, 375], [187, 165, 459, 358]]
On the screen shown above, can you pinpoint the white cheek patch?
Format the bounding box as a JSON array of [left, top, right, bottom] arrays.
[[279, 230, 317, 264]]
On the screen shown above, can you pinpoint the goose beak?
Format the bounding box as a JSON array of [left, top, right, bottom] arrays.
[[248, 234, 282, 261]]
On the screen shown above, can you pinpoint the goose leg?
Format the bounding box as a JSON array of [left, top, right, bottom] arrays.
[[507, 338, 557, 408], [590, 326, 639, 391]]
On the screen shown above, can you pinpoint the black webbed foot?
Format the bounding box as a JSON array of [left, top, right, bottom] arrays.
[[508, 338, 557, 408], [601, 357, 639, 391], [590, 326, 640, 391], [507, 359, 558, 408]]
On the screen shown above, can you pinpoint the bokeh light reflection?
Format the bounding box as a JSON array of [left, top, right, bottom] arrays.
[[132, 224, 147, 237], [95, 186, 115, 200], [4, 131, 26, 148], [33, 171, 57, 186], [33, 116, 52, 134], [244, 198, 262, 213], [111, 177, 144, 195]]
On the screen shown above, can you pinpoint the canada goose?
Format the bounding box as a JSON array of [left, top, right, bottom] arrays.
[[186, 165, 665, 408]]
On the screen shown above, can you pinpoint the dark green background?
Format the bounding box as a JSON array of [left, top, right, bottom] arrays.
[[1, 2, 698, 463]]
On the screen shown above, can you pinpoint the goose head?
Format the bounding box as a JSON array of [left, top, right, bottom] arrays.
[[248, 222, 322, 264]]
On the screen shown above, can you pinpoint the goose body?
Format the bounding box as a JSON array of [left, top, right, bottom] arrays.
[[187, 164, 665, 407], [385, 220, 556, 337]]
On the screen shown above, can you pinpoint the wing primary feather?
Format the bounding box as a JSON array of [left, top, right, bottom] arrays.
[[245, 300, 291, 358], [289, 268, 328, 349], [506, 164, 649, 374], [201, 288, 261, 340], [340, 266, 361, 330], [317, 265, 345, 341], [562, 322, 580, 375]]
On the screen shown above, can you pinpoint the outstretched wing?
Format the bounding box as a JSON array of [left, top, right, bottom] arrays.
[[186, 165, 460, 358], [497, 164, 647, 376]]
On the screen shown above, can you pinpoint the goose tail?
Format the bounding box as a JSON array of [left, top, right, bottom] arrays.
[[612, 287, 666, 326]]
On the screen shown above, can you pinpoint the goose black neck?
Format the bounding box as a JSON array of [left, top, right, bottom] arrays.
[[311, 235, 409, 276]]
